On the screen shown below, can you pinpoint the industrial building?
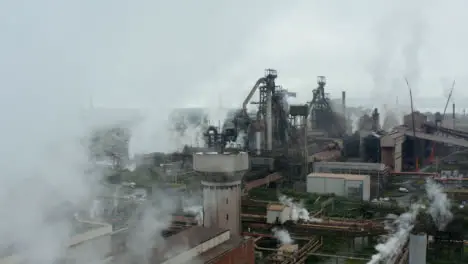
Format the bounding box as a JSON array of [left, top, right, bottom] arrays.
[[266, 203, 291, 224], [307, 173, 371, 201], [0, 220, 113, 264], [312, 162, 388, 198], [153, 226, 253, 264]]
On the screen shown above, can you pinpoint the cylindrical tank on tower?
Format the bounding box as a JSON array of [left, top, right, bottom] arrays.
[[193, 151, 249, 235], [409, 232, 427, 264]]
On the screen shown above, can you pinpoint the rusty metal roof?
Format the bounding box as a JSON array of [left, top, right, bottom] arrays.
[[267, 203, 286, 212], [151, 226, 229, 263]]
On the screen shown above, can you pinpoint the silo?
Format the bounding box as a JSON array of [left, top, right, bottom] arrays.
[[409, 232, 427, 264]]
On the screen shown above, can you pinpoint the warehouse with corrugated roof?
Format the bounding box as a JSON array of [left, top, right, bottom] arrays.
[[306, 172, 371, 201]]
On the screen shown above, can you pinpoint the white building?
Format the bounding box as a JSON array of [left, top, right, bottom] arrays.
[[307, 173, 371, 201], [266, 204, 291, 224], [0, 220, 113, 264]]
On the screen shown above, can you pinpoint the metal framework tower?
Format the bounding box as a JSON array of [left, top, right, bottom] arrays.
[[308, 76, 345, 138]]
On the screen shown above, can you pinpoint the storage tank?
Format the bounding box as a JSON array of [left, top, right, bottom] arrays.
[[409, 233, 427, 264]]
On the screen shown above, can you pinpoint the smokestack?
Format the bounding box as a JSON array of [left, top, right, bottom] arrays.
[[342, 91, 346, 116], [409, 233, 427, 264], [342, 91, 347, 134], [452, 103, 455, 129], [266, 91, 273, 151]]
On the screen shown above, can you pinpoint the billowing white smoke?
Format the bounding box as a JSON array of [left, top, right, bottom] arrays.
[[128, 108, 205, 158], [381, 105, 401, 131], [0, 89, 105, 263], [126, 190, 177, 262], [279, 195, 322, 223], [89, 199, 102, 220], [368, 204, 423, 264], [368, 179, 453, 263], [226, 131, 246, 149], [425, 178, 453, 231], [175, 124, 205, 148], [272, 228, 293, 245], [183, 205, 204, 225]]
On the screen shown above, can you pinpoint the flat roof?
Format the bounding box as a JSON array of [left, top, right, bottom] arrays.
[[313, 161, 386, 171], [267, 204, 286, 212], [308, 172, 369, 181], [404, 130, 468, 148], [199, 235, 246, 263], [151, 226, 229, 263], [72, 220, 105, 235]]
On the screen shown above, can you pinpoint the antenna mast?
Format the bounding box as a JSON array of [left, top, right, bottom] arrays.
[[442, 80, 456, 120]]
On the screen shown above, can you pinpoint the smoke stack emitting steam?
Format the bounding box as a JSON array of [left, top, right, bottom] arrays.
[[279, 195, 322, 223], [367, 178, 453, 264], [425, 178, 453, 231], [273, 228, 293, 245]]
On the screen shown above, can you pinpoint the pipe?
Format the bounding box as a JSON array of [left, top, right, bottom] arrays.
[[255, 131, 261, 155], [242, 77, 266, 113], [266, 91, 273, 151], [307, 253, 370, 261]]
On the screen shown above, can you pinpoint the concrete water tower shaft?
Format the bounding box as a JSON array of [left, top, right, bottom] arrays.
[[193, 151, 249, 235]]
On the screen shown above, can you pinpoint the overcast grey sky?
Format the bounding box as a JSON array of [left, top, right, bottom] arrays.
[[1, 0, 468, 111]]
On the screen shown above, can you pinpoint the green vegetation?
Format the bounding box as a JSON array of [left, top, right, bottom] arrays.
[[248, 188, 408, 219], [106, 165, 162, 187]]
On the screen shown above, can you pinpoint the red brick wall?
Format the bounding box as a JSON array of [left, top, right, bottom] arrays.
[[213, 238, 255, 264]]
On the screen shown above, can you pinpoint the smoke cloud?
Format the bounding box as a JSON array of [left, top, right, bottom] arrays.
[[278, 195, 322, 223], [368, 179, 453, 263], [272, 228, 293, 245], [0, 87, 102, 263], [425, 178, 453, 231], [368, 204, 423, 264]]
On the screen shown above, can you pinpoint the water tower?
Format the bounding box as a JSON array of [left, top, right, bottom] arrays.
[[193, 126, 249, 234]]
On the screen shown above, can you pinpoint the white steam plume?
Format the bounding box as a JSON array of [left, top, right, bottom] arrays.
[[126, 189, 177, 262], [182, 192, 204, 225], [272, 228, 293, 245], [0, 89, 106, 263], [425, 178, 453, 230], [368, 179, 453, 263], [128, 108, 207, 158], [279, 195, 322, 223], [368, 204, 423, 264], [183, 205, 204, 226]]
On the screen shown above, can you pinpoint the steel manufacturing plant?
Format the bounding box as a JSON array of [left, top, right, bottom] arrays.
[[6, 69, 468, 264]]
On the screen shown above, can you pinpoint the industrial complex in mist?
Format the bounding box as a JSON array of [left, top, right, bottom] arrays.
[[3, 1, 468, 264]]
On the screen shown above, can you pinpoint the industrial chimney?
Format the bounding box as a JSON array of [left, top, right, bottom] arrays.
[[453, 103, 456, 129], [342, 91, 346, 116], [409, 232, 427, 264]]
